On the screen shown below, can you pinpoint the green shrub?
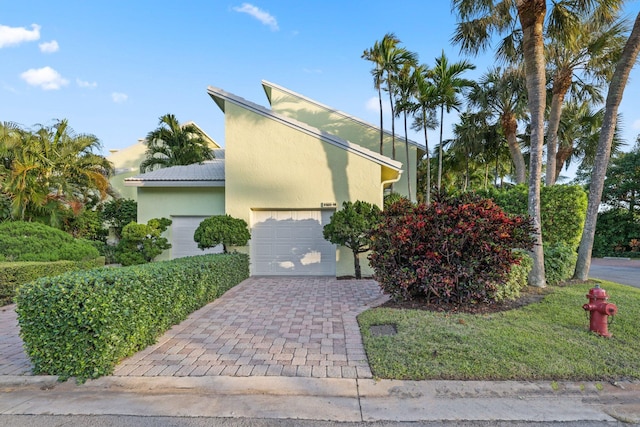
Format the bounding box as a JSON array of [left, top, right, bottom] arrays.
[[494, 250, 533, 302], [544, 242, 577, 286], [0, 258, 105, 306], [100, 198, 138, 240], [194, 215, 250, 253], [0, 221, 99, 262], [323, 201, 381, 279], [477, 184, 587, 248], [116, 218, 171, 266], [16, 253, 249, 381], [369, 195, 535, 305], [593, 208, 640, 257]]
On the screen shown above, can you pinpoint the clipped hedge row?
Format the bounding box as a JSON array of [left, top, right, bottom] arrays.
[[0, 258, 106, 306], [16, 253, 249, 381], [476, 184, 588, 248], [0, 221, 100, 262]]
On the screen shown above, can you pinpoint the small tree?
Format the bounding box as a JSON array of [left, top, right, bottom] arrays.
[[193, 215, 250, 254], [116, 218, 171, 266], [323, 201, 381, 279], [101, 198, 138, 240]]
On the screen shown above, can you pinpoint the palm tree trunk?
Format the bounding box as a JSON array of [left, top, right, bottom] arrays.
[[388, 84, 396, 160], [378, 86, 384, 155], [422, 110, 431, 205], [437, 105, 444, 191], [575, 12, 640, 280], [545, 78, 571, 185], [403, 112, 412, 200], [501, 114, 526, 184], [517, 0, 547, 288], [555, 144, 574, 180]]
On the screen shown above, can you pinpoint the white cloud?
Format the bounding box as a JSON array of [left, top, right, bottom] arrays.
[[233, 3, 279, 31], [0, 23, 41, 48], [632, 119, 640, 130], [20, 66, 68, 90], [111, 92, 128, 103], [39, 40, 59, 53], [365, 96, 390, 114], [303, 68, 322, 74], [76, 78, 97, 88]]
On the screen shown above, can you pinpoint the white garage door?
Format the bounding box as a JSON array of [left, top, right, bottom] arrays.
[[251, 210, 336, 276], [171, 216, 223, 259]]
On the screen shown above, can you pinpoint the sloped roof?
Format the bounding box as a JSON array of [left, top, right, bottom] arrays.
[[262, 80, 424, 150], [207, 86, 403, 173], [124, 157, 225, 187]]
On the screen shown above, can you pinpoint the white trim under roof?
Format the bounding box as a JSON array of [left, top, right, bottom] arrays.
[[207, 86, 403, 173], [261, 80, 425, 150]]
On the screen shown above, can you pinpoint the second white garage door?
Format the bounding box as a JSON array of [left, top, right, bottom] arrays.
[[251, 210, 336, 276]]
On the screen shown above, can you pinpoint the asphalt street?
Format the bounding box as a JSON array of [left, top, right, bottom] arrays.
[[589, 258, 640, 288]]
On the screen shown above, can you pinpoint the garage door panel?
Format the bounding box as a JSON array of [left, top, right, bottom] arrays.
[[251, 210, 336, 276]]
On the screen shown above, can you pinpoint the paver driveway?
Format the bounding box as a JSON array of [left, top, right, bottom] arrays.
[[113, 277, 387, 379]]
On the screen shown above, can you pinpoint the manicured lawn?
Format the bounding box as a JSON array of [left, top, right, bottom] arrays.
[[358, 280, 640, 381]]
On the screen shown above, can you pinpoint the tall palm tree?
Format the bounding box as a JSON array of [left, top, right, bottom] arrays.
[[467, 66, 528, 184], [556, 101, 623, 180], [411, 68, 439, 205], [544, 5, 627, 184], [362, 33, 417, 160], [140, 114, 214, 173], [428, 50, 475, 192], [453, 0, 547, 287], [394, 62, 421, 200], [576, 11, 640, 280]]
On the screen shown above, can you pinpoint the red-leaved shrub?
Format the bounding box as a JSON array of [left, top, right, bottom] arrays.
[[369, 195, 535, 305]]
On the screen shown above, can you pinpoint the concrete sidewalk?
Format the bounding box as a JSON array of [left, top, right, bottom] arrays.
[[1, 375, 639, 424]]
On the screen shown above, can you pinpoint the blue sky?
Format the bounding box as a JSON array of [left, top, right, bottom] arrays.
[[2, 1, 640, 160]]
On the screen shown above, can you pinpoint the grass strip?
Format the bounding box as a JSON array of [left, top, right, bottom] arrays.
[[358, 280, 640, 381]]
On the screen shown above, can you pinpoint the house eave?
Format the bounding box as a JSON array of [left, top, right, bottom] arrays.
[[124, 180, 225, 188]]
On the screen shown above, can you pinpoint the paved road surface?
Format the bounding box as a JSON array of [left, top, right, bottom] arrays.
[[589, 258, 640, 289]]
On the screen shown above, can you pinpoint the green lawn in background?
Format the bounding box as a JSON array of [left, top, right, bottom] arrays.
[[358, 280, 640, 381]]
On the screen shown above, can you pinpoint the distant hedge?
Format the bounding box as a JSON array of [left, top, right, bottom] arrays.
[[0, 221, 99, 262], [476, 184, 587, 248], [0, 258, 105, 306], [16, 253, 249, 381]]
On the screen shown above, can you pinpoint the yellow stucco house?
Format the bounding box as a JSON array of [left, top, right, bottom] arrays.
[[123, 81, 423, 277]]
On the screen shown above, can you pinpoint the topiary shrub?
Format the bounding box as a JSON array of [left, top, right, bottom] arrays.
[[323, 201, 381, 279], [194, 215, 250, 253], [369, 195, 535, 305], [116, 218, 171, 266], [16, 253, 249, 381], [543, 242, 577, 286], [0, 221, 99, 262]]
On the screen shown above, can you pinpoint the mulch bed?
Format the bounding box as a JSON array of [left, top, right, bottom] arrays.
[[378, 286, 555, 315]]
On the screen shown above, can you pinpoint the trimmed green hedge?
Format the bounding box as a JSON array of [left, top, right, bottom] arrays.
[[16, 253, 249, 381], [0, 221, 99, 262], [0, 258, 106, 306], [476, 184, 587, 248]]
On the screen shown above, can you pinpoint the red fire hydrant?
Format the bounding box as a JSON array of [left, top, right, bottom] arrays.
[[582, 284, 618, 337]]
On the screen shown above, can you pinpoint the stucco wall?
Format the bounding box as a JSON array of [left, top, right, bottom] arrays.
[[224, 102, 383, 276], [266, 85, 420, 201], [137, 186, 225, 260]]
